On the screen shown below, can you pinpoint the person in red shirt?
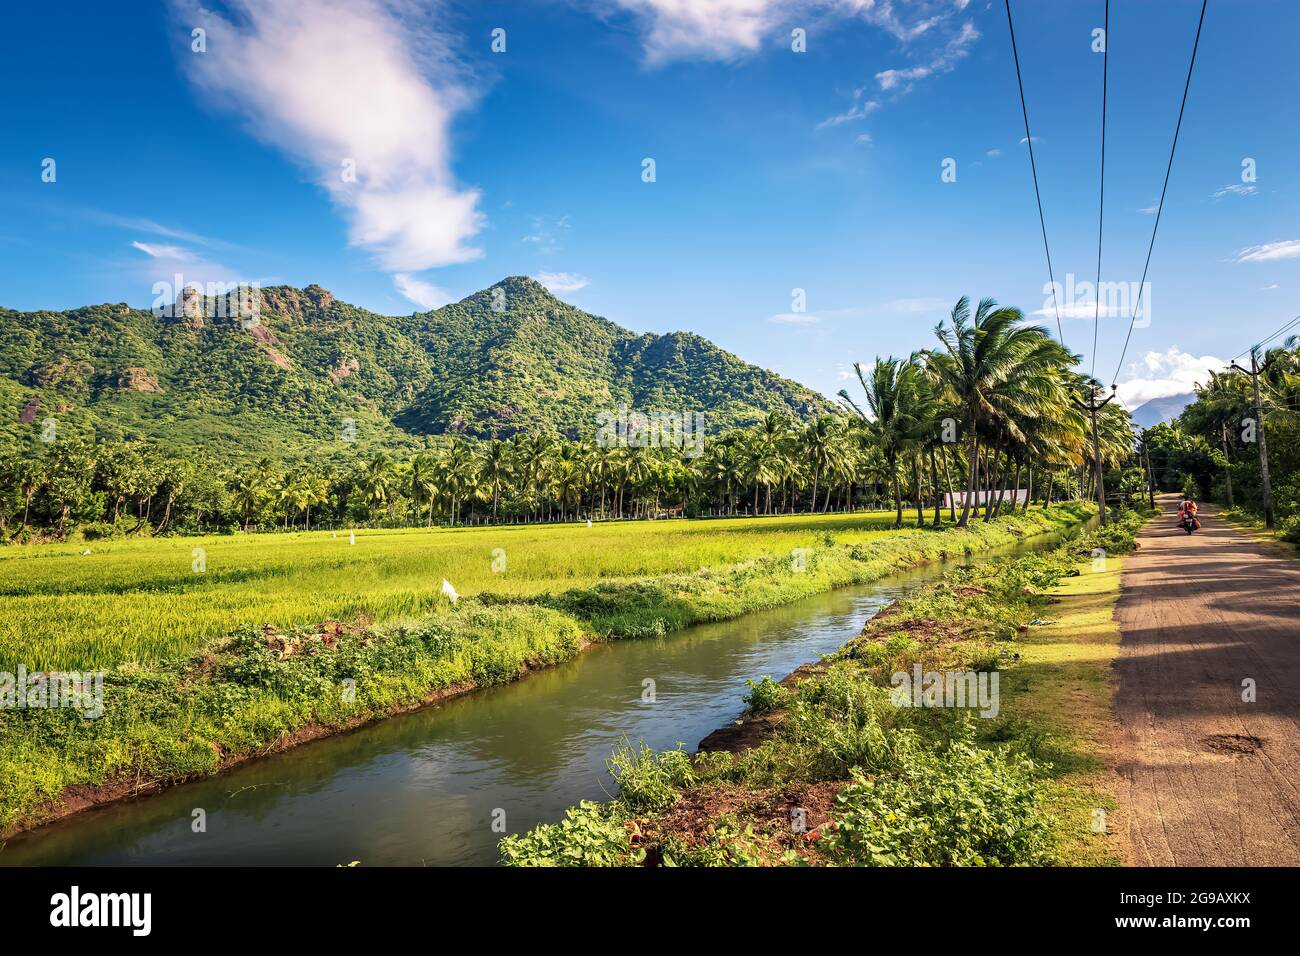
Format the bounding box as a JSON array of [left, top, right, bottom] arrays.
[[1177, 494, 1199, 529]]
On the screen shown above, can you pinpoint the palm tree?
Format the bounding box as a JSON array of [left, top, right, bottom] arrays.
[[359, 453, 394, 522], [441, 440, 478, 526], [409, 453, 439, 526], [480, 440, 512, 521], [801, 415, 842, 513], [841, 357, 924, 528], [929, 296, 1077, 526]]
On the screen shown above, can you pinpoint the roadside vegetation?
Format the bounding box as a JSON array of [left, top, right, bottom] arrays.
[[0, 503, 1090, 838], [1146, 338, 1300, 543], [499, 506, 1148, 867]]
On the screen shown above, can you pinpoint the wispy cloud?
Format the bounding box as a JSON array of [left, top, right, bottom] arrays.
[[874, 20, 978, 92], [394, 273, 451, 310], [521, 215, 571, 254], [171, 0, 483, 274], [820, 10, 980, 130], [816, 96, 881, 129], [1212, 183, 1257, 199], [1235, 239, 1300, 263], [131, 241, 193, 261], [129, 239, 243, 292], [535, 271, 590, 294]]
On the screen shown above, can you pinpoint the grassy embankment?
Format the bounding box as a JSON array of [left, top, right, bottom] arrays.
[[1219, 507, 1300, 556], [0, 503, 1089, 838], [500, 505, 1147, 867]]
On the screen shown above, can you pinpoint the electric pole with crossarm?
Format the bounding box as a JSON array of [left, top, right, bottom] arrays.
[[1072, 380, 1117, 527], [1229, 347, 1276, 529]]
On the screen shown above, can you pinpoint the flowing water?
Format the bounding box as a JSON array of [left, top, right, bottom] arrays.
[[0, 523, 1084, 867]]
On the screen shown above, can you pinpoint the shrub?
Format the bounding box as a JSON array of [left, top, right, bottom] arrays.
[[743, 675, 785, 714], [820, 724, 1053, 866], [608, 741, 696, 812], [498, 802, 639, 867]]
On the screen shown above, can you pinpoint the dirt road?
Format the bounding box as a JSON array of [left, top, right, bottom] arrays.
[[1114, 495, 1300, 865]]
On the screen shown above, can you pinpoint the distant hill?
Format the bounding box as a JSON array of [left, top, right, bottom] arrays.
[[1131, 392, 1195, 429], [0, 276, 833, 455]]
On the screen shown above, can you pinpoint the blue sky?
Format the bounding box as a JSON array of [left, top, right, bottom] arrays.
[[2, 0, 1298, 410]]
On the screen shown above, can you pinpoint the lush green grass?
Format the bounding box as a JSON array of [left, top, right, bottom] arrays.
[[1, 510, 929, 670], [0, 503, 1090, 837], [0, 508, 1085, 671], [500, 504, 1145, 867]]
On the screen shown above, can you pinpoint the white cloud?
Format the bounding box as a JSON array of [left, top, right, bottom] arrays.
[[769, 311, 823, 324], [855, 133, 872, 144], [521, 215, 571, 254], [839, 0, 956, 41], [817, 97, 881, 129], [394, 273, 451, 310], [986, 148, 1001, 157], [1263, 283, 1280, 290], [129, 239, 245, 294], [874, 19, 978, 92], [1138, 203, 1159, 214], [612, 0, 778, 64], [1211, 183, 1257, 199], [1115, 347, 1226, 409], [1019, 135, 1041, 145], [132, 241, 192, 260], [171, 0, 483, 273], [535, 271, 590, 294], [1235, 239, 1300, 263]]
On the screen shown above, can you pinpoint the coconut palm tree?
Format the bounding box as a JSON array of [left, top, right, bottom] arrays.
[[929, 296, 1077, 526], [840, 357, 924, 528]]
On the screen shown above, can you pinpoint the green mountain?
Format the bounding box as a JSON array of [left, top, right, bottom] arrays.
[[0, 276, 832, 455]]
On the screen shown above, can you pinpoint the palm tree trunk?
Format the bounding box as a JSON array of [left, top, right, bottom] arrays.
[[940, 444, 957, 521], [929, 448, 942, 527], [912, 455, 924, 527], [958, 432, 978, 527], [891, 454, 903, 529]]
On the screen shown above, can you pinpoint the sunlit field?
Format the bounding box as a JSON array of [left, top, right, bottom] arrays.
[[0, 511, 919, 670]]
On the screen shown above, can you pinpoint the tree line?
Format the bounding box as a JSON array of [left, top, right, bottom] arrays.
[[1151, 336, 1300, 538], [1, 297, 1138, 540]]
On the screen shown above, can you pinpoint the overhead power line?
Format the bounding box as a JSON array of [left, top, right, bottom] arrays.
[[1231, 312, 1300, 363], [1111, 0, 1209, 384], [1004, 0, 1064, 348], [1091, 0, 1109, 380]]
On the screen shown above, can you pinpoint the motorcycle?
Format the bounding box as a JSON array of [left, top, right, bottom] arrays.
[[1181, 513, 1200, 534]]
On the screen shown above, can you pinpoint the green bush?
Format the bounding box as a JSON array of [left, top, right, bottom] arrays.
[[820, 723, 1053, 866], [498, 802, 639, 867], [743, 675, 785, 714], [608, 741, 696, 812]]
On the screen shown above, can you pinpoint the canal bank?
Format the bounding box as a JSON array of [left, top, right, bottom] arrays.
[[1, 505, 1093, 864]]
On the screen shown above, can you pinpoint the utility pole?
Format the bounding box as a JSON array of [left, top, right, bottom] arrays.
[[1219, 420, 1235, 509], [1229, 349, 1275, 529], [1072, 381, 1117, 527], [1140, 434, 1156, 510]]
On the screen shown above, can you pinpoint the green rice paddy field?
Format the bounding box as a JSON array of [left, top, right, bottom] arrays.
[[3, 510, 945, 671]]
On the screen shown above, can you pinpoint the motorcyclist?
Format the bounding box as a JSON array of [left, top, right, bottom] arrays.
[[1177, 494, 1199, 530]]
